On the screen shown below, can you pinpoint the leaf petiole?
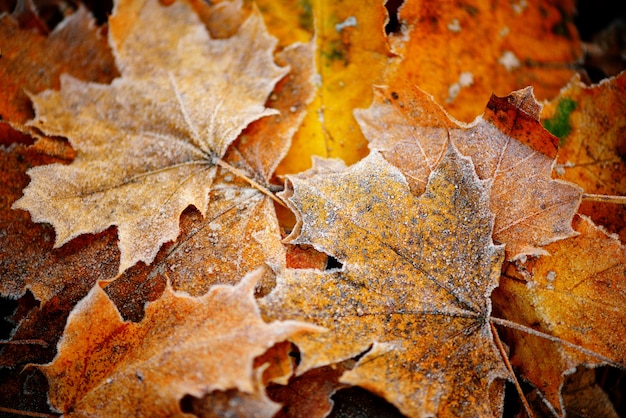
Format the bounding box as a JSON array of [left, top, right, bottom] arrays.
[[215, 159, 287, 208], [489, 316, 624, 368], [490, 322, 534, 418], [582, 193, 626, 204]]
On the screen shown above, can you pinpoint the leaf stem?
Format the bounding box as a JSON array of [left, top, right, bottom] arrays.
[[582, 193, 626, 204], [0, 407, 59, 417], [489, 316, 624, 368], [490, 323, 534, 418], [215, 159, 287, 208], [0, 339, 49, 347]]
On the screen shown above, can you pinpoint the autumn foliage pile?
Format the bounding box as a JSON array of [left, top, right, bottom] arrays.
[[1, 0, 625, 417]]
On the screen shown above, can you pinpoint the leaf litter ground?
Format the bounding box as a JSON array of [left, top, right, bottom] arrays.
[[1, 0, 625, 417]]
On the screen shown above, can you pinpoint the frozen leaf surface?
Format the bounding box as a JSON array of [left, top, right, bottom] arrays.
[[103, 40, 316, 302], [12, 0, 287, 274], [41, 269, 321, 417], [493, 215, 626, 415], [544, 72, 626, 241], [261, 146, 509, 416], [0, 6, 118, 142], [0, 144, 120, 368], [355, 81, 582, 259]]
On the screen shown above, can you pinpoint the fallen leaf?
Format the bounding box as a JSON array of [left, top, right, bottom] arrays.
[[0, 6, 118, 143], [492, 215, 626, 415], [543, 71, 626, 241], [181, 385, 280, 418], [12, 0, 287, 274], [275, 0, 393, 174], [285, 244, 329, 270], [191, 0, 247, 40], [261, 145, 509, 416], [355, 80, 582, 260], [560, 367, 619, 418], [253, 0, 313, 47], [0, 143, 119, 367], [104, 38, 317, 304], [41, 269, 322, 416], [0, 142, 119, 303], [267, 359, 354, 418], [386, 0, 582, 122], [0, 366, 53, 417], [254, 341, 296, 386]]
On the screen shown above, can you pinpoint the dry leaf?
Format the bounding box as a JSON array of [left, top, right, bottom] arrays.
[[267, 360, 353, 418], [41, 269, 322, 416], [12, 0, 287, 274], [0, 144, 120, 367], [492, 215, 626, 415], [543, 71, 626, 241], [386, 0, 582, 122], [261, 145, 509, 416], [182, 385, 281, 418], [355, 80, 582, 260], [0, 6, 118, 143], [275, 0, 393, 174], [0, 366, 53, 416], [104, 39, 316, 303]]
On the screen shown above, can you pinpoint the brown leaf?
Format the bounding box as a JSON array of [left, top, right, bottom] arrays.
[[0, 143, 119, 302], [182, 385, 281, 418], [12, 0, 287, 274], [267, 360, 353, 418], [0, 366, 54, 416], [355, 80, 582, 260], [0, 144, 119, 367], [261, 145, 509, 416], [492, 215, 626, 415], [254, 341, 296, 386], [0, 6, 118, 143], [41, 269, 322, 416]]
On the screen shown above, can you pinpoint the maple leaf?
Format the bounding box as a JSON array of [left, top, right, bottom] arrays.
[[492, 214, 626, 416], [272, 0, 393, 173], [40, 269, 322, 416], [385, 0, 582, 122], [543, 71, 626, 241], [0, 6, 118, 143], [355, 80, 583, 260], [12, 0, 287, 274], [261, 145, 510, 416], [0, 143, 120, 370], [267, 359, 354, 418], [96, 39, 316, 308]]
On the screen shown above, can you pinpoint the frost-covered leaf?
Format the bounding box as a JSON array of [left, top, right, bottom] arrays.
[[41, 269, 321, 416], [12, 0, 287, 274], [261, 145, 509, 416], [355, 81, 582, 259]]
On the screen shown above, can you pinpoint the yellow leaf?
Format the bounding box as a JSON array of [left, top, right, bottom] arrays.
[[275, 0, 393, 174]]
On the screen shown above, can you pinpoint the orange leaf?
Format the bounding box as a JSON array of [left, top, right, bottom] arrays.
[[41, 269, 322, 416], [493, 215, 626, 415], [387, 0, 582, 122], [12, 0, 287, 274], [543, 71, 626, 241], [0, 6, 118, 143], [355, 80, 582, 260], [261, 145, 509, 416]]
